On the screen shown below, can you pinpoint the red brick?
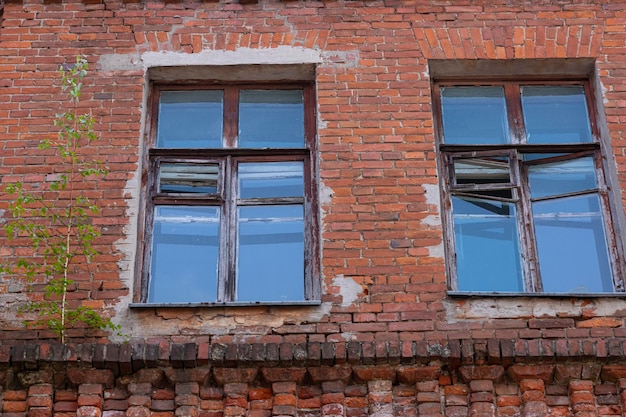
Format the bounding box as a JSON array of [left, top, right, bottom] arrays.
[[308, 366, 352, 384], [469, 380, 494, 392], [397, 366, 441, 384], [125, 407, 150, 417], [150, 400, 175, 411], [497, 396, 521, 407], [3, 401, 27, 412], [519, 379, 544, 393], [353, 367, 395, 383], [214, 368, 258, 385], [248, 388, 272, 401], [77, 406, 102, 417], [78, 384, 103, 395], [54, 401, 78, 412], [508, 365, 554, 382], [28, 396, 53, 408], [55, 391, 78, 402], [152, 390, 175, 401], [200, 387, 223, 401], [77, 394, 102, 408], [569, 380, 594, 392], [29, 385, 53, 396], [4, 390, 27, 401], [459, 366, 505, 382]]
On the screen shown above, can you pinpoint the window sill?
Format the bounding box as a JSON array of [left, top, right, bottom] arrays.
[[448, 291, 626, 298], [129, 300, 322, 308]]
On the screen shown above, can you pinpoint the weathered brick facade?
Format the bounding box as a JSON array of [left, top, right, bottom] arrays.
[[3, 0, 626, 415]]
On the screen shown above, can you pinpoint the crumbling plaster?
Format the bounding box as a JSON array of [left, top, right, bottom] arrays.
[[445, 296, 626, 322]]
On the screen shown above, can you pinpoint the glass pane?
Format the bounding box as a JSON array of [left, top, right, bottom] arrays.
[[148, 206, 220, 303], [533, 194, 613, 293], [452, 196, 524, 292], [529, 157, 597, 199], [159, 163, 219, 194], [237, 205, 304, 302], [522, 153, 566, 162], [157, 90, 224, 148], [453, 156, 512, 187], [522, 86, 593, 144], [239, 162, 304, 199], [239, 90, 304, 148], [441, 86, 510, 145]]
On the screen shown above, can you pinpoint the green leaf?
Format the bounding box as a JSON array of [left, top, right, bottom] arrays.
[[3, 55, 126, 342]]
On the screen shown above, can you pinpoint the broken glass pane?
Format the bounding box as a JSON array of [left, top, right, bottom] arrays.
[[452, 196, 524, 292], [522, 86, 593, 144], [158, 163, 219, 194], [453, 156, 512, 188], [238, 162, 304, 199], [441, 86, 510, 145], [158, 90, 224, 149], [239, 90, 304, 148], [533, 194, 613, 292], [237, 205, 304, 302], [149, 206, 220, 303], [528, 157, 597, 199]]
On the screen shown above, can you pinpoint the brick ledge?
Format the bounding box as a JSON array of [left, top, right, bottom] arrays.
[[3, 338, 625, 374]]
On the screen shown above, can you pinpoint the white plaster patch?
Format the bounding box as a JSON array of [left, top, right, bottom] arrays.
[[421, 183, 442, 228], [0, 293, 30, 325], [422, 183, 441, 208], [426, 243, 444, 259], [142, 46, 325, 68], [98, 53, 142, 72], [319, 180, 333, 207], [422, 215, 441, 228], [321, 51, 360, 68], [600, 77, 609, 104], [332, 275, 363, 307]]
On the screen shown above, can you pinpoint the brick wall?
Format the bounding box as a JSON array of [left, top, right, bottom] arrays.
[[2, 1, 626, 412], [1, 0, 624, 344]]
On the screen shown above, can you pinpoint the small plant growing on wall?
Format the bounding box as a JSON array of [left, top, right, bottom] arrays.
[[1, 56, 121, 343]]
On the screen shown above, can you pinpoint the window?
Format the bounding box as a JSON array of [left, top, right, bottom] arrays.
[[434, 80, 623, 294], [137, 83, 319, 305]]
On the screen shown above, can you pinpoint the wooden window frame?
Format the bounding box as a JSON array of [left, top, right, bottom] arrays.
[[133, 82, 321, 306], [433, 78, 625, 294]]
